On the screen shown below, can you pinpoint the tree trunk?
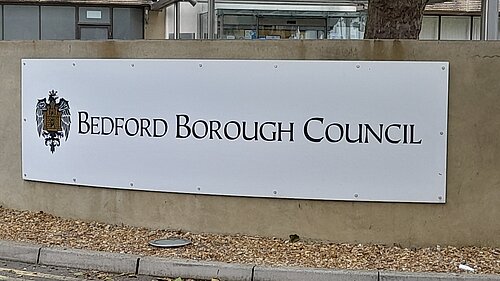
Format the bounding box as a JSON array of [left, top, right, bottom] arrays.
[[364, 0, 429, 39]]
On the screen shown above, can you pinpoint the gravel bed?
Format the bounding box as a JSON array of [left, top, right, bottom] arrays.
[[0, 207, 499, 275]]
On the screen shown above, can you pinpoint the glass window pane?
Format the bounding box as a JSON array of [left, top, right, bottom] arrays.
[[41, 6, 76, 40], [113, 8, 143, 40], [222, 15, 257, 40], [257, 17, 326, 40], [472, 16, 481, 40], [199, 13, 208, 39], [4, 5, 40, 40], [0, 5, 3, 40], [420, 16, 439, 40], [79, 7, 110, 24], [441, 16, 471, 40], [80, 27, 109, 40]]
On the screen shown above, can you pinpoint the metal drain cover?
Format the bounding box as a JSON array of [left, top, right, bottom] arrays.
[[148, 238, 191, 248]]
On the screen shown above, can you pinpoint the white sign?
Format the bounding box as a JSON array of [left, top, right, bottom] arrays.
[[22, 59, 449, 203], [86, 11, 102, 19]]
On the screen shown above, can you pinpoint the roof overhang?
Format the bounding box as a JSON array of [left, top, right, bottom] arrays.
[[151, 0, 449, 11], [151, 0, 367, 10], [0, 0, 149, 6]]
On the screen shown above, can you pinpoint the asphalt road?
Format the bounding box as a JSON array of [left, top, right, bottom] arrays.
[[0, 259, 199, 281]]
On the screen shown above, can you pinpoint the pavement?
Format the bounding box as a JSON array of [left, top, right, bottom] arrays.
[[0, 240, 499, 281]]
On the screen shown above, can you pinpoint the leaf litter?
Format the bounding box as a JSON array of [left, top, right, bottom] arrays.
[[0, 207, 498, 275]]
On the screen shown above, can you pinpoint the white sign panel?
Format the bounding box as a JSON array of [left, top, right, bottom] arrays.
[[22, 59, 449, 203]]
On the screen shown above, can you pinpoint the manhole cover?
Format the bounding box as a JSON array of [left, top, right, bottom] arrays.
[[148, 238, 191, 248]]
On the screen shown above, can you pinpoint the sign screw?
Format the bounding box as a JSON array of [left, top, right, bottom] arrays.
[[356, 64, 360, 69], [440, 132, 444, 135], [199, 64, 203, 68], [131, 64, 135, 67], [354, 193, 359, 198], [24, 174, 27, 177], [438, 172, 443, 176], [274, 65, 278, 69], [197, 186, 201, 191], [273, 190, 278, 195], [130, 182, 134, 187], [438, 196, 443, 200], [72, 63, 76, 67], [23, 118, 27, 122], [441, 66, 446, 70], [72, 178, 76, 182]]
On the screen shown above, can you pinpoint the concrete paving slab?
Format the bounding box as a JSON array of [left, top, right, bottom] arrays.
[[253, 265, 378, 281], [138, 256, 254, 280], [0, 240, 40, 264], [379, 271, 500, 281], [38, 246, 139, 274]]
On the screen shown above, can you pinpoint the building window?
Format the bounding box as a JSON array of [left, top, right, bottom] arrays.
[[4, 5, 39, 40], [214, 10, 365, 40], [113, 8, 144, 40], [420, 16, 439, 40], [221, 15, 257, 40], [0, 5, 144, 41], [471, 16, 481, 40], [41, 6, 76, 40], [80, 26, 110, 40], [440, 16, 471, 40], [0, 5, 3, 40], [327, 17, 365, 40]]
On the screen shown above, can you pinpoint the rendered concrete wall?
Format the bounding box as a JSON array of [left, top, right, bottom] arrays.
[[0, 40, 499, 247]]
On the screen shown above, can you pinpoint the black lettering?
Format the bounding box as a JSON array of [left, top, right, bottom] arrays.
[[346, 124, 362, 143], [410, 124, 422, 144], [242, 121, 258, 141], [364, 124, 383, 143], [304, 117, 324, 143], [325, 123, 343, 143], [140, 118, 152, 137], [403, 124, 408, 144], [153, 119, 168, 137], [260, 122, 277, 142], [91, 117, 100, 135], [115, 118, 125, 136], [224, 121, 241, 140], [176, 114, 191, 139], [278, 122, 294, 142], [125, 118, 139, 136], [193, 120, 208, 139], [385, 124, 401, 144], [78, 111, 90, 134], [209, 120, 222, 139], [101, 117, 113, 136]]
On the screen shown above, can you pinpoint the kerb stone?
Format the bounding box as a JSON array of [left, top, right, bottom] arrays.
[[138, 256, 253, 280], [0, 240, 40, 264], [253, 266, 378, 281], [38, 247, 139, 274]]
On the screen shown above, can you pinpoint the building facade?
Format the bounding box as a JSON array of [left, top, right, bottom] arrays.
[[0, 0, 496, 40], [163, 0, 496, 40], [0, 0, 148, 40]]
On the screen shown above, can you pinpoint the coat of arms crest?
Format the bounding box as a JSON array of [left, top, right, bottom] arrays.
[[36, 90, 71, 153]]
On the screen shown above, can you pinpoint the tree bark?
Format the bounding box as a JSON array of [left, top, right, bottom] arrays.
[[364, 0, 429, 39]]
